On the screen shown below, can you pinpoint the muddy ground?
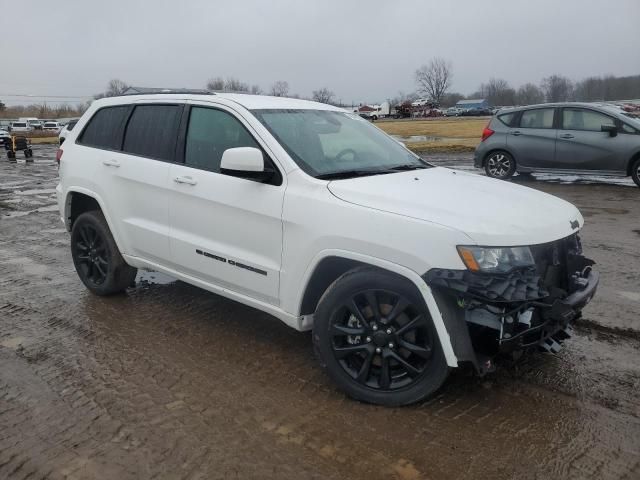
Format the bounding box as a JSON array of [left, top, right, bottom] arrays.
[[0, 146, 639, 480]]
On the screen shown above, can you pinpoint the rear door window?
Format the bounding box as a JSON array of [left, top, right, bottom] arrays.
[[123, 105, 182, 161], [562, 108, 616, 132], [519, 108, 555, 129], [79, 106, 130, 150]]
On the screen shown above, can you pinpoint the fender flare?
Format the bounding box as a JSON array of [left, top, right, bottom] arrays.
[[63, 186, 125, 253], [297, 249, 458, 367]]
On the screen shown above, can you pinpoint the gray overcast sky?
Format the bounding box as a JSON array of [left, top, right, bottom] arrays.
[[1, 0, 639, 105]]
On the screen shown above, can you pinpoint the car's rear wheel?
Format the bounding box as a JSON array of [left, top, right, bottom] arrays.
[[631, 158, 640, 188], [313, 268, 449, 406], [71, 210, 137, 295], [485, 151, 515, 179]]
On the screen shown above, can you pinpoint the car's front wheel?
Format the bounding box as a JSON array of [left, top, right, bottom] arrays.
[[485, 151, 516, 179], [313, 268, 449, 406], [631, 158, 640, 188], [71, 210, 137, 295]]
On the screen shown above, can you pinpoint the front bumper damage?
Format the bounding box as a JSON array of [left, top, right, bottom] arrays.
[[424, 234, 599, 373]]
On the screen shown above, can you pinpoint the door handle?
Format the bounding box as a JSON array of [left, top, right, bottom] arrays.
[[510, 131, 522, 136], [559, 133, 574, 139], [102, 159, 120, 167], [173, 175, 197, 186]]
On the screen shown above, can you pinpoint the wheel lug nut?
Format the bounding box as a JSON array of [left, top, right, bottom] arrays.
[[366, 336, 372, 343], [375, 347, 382, 354], [388, 343, 394, 349], [372, 324, 378, 331], [386, 328, 392, 335]]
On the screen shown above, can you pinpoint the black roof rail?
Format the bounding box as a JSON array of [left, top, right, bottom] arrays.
[[120, 87, 214, 96]]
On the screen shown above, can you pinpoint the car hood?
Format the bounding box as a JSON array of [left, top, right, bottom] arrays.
[[327, 167, 583, 246]]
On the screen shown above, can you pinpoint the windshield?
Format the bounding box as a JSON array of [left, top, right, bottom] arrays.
[[252, 109, 429, 178]]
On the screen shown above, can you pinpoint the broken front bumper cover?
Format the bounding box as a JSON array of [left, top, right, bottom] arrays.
[[424, 263, 599, 355]]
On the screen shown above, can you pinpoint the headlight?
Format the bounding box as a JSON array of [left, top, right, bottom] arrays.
[[457, 245, 535, 273]]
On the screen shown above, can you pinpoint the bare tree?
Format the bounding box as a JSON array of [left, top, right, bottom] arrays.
[[224, 78, 250, 92], [206, 77, 225, 90], [479, 78, 516, 106], [415, 57, 453, 104], [106, 79, 129, 97], [541, 75, 573, 102], [440, 92, 465, 108], [312, 87, 335, 104], [516, 83, 544, 105], [250, 84, 262, 95], [270, 80, 289, 97], [0, 100, 5, 112]]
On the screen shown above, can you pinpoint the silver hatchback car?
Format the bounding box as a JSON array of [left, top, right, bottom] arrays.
[[474, 103, 640, 187]]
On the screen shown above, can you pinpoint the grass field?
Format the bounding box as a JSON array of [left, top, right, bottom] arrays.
[[374, 117, 488, 153]]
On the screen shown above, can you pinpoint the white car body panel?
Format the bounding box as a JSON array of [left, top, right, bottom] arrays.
[[57, 92, 587, 370]]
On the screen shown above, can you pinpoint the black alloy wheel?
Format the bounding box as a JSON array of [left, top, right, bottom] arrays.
[[313, 268, 448, 406], [329, 289, 433, 390], [74, 222, 110, 286], [70, 210, 137, 295]]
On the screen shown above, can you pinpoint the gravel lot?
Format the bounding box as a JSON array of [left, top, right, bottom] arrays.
[[1, 145, 639, 479]]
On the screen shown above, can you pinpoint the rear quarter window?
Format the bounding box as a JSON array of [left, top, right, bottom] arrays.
[[497, 112, 515, 126], [78, 106, 131, 150]]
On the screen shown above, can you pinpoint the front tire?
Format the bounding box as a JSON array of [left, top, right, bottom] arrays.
[[313, 268, 449, 406], [485, 151, 515, 179], [631, 158, 640, 188], [71, 210, 137, 295]]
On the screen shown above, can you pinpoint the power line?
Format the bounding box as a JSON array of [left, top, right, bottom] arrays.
[[0, 93, 92, 99]]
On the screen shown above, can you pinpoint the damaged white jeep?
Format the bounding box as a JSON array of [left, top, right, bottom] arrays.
[[56, 91, 599, 406]]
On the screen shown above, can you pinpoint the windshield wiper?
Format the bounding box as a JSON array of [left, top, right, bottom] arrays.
[[316, 169, 393, 180], [388, 164, 429, 171]]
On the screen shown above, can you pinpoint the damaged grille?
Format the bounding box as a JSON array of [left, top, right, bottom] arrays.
[[425, 234, 588, 303]]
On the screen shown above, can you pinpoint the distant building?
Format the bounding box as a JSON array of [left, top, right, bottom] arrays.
[[456, 99, 489, 109]]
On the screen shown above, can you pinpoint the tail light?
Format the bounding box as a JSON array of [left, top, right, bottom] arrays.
[[56, 148, 63, 166], [481, 124, 495, 142]]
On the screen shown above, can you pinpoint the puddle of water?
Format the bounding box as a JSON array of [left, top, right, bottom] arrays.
[[15, 188, 57, 196], [618, 291, 640, 302], [0, 336, 26, 350], [137, 271, 177, 285], [393, 135, 467, 143]]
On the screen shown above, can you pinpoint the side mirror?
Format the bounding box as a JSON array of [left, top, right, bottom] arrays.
[[601, 124, 618, 137], [220, 147, 274, 182]]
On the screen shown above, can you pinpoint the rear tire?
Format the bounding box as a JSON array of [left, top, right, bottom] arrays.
[[631, 158, 640, 188], [485, 151, 515, 179], [71, 210, 137, 295], [313, 267, 449, 406]]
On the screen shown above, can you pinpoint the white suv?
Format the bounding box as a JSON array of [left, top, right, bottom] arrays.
[[56, 92, 599, 406]]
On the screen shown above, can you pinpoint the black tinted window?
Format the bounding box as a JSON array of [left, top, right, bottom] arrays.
[[67, 120, 78, 131], [79, 106, 130, 149], [123, 105, 182, 161], [185, 107, 260, 172]]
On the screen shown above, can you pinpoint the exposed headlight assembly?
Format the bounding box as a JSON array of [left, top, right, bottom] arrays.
[[457, 246, 535, 273]]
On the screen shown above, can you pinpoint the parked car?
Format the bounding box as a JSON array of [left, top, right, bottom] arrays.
[[58, 119, 79, 144], [19, 118, 43, 130], [0, 128, 10, 147], [9, 121, 33, 133], [461, 107, 493, 116], [475, 102, 640, 187], [444, 107, 464, 117], [43, 121, 62, 133], [56, 92, 598, 406]]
